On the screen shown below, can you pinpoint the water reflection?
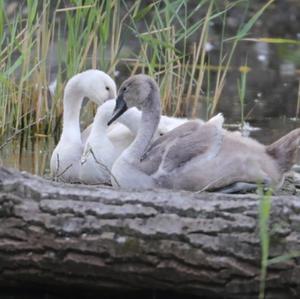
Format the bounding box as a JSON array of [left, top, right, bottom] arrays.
[[255, 42, 270, 66], [0, 135, 55, 177]]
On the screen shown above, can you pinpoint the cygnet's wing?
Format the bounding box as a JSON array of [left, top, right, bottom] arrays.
[[141, 114, 224, 174], [158, 115, 189, 134]]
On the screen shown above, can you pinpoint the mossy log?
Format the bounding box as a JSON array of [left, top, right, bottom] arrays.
[[0, 167, 299, 299]]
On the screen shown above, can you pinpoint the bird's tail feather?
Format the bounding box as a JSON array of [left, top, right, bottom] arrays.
[[266, 128, 300, 173]]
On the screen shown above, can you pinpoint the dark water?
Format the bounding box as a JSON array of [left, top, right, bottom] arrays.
[[0, 134, 54, 177]]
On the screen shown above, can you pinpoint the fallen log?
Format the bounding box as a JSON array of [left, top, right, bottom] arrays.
[[0, 166, 299, 299]]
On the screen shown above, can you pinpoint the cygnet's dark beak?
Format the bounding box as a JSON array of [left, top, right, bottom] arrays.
[[107, 94, 128, 126]]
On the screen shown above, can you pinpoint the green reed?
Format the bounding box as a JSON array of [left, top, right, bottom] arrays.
[[258, 188, 272, 299], [0, 0, 276, 137], [237, 59, 248, 127], [258, 187, 300, 299]]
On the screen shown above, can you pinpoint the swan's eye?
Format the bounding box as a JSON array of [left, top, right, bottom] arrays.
[[105, 86, 110, 91], [123, 87, 127, 92]]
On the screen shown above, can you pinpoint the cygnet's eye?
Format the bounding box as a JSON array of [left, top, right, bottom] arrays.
[[123, 86, 127, 92], [105, 86, 110, 91]]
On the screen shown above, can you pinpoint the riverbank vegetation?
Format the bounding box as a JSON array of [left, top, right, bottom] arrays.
[[0, 0, 278, 138]]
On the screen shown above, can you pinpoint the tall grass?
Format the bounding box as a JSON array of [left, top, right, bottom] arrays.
[[0, 0, 275, 138], [237, 59, 248, 127], [258, 188, 272, 299], [258, 187, 300, 299]]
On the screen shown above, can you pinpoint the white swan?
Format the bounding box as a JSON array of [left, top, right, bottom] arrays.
[[108, 74, 300, 192], [50, 69, 190, 183], [50, 70, 117, 183], [80, 100, 140, 184], [79, 100, 188, 185]]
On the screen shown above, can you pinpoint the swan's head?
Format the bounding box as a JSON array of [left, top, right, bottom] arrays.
[[66, 70, 117, 105], [107, 74, 158, 125]]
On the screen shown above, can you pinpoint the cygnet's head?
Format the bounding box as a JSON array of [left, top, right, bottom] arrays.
[[65, 69, 117, 105], [107, 74, 158, 125]]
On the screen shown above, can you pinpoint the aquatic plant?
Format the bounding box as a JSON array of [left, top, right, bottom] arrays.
[[237, 58, 248, 127], [258, 188, 272, 299], [0, 0, 277, 138]]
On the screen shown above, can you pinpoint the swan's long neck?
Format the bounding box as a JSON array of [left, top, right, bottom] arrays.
[[126, 88, 161, 160], [61, 78, 83, 143], [89, 102, 114, 140]]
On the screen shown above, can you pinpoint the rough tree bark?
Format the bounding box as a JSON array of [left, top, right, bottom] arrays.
[[0, 166, 299, 299]]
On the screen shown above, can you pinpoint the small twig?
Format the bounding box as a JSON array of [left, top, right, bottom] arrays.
[[53, 153, 73, 182], [56, 164, 73, 180], [55, 153, 60, 177], [88, 148, 120, 187], [0, 116, 47, 150], [296, 79, 300, 119]]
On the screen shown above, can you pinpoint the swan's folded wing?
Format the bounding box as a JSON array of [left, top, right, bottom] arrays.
[[139, 122, 199, 174], [163, 122, 223, 172], [141, 121, 223, 174]]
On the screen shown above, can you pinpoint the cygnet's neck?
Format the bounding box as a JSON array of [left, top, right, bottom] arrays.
[[90, 100, 142, 140], [125, 88, 161, 160], [61, 76, 84, 143]]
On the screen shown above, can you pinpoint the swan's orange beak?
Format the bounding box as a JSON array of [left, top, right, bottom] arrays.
[[107, 93, 128, 126]]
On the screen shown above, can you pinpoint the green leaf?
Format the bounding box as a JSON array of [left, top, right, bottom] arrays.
[[243, 37, 300, 45], [227, 0, 275, 41], [134, 2, 156, 21]]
